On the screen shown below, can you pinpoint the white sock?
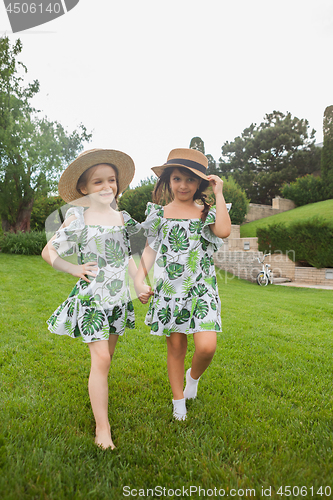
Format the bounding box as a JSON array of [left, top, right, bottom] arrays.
[[172, 398, 187, 420], [184, 368, 200, 400]]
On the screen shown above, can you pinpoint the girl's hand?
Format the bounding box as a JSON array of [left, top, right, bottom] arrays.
[[135, 282, 153, 303], [207, 175, 223, 196], [73, 261, 98, 283]]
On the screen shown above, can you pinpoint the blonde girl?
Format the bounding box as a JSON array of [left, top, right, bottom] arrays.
[[42, 149, 149, 448]]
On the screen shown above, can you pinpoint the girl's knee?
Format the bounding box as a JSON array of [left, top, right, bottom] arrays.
[[95, 351, 111, 370], [90, 343, 111, 371], [168, 347, 187, 361], [196, 343, 216, 359], [167, 333, 187, 356]]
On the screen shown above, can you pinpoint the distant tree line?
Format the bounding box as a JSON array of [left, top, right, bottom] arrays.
[[191, 107, 333, 207]]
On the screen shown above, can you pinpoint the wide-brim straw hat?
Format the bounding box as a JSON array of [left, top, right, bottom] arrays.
[[58, 148, 135, 204], [151, 148, 209, 181]]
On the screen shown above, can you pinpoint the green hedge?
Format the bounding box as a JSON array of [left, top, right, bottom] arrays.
[[257, 217, 333, 268], [0, 231, 46, 255], [281, 175, 326, 207]]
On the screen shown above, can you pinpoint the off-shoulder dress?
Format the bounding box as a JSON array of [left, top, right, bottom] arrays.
[[141, 202, 224, 337], [47, 206, 140, 343]]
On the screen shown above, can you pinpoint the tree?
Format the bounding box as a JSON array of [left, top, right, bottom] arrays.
[[189, 137, 219, 174], [0, 36, 91, 232], [321, 105, 333, 198], [206, 154, 220, 175], [189, 136, 205, 154], [218, 111, 321, 205]]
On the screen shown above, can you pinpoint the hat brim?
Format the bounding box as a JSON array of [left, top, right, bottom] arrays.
[[58, 149, 135, 203], [151, 164, 209, 181]]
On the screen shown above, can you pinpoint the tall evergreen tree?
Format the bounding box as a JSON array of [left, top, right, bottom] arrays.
[[321, 105, 333, 198], [189, 137, 205, 154]]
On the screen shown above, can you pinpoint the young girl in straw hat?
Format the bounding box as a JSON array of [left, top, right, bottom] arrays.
[[135, 148, 231, 421], [42, 149, 150, 449]]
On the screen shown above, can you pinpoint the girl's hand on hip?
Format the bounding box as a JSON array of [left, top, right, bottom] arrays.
[[73, 261, 98, 282], [207, 175, 223, 196]]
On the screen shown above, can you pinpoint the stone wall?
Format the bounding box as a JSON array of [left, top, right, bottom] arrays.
[[294, 267, 333, 284], [272, 197, 295, 211], [214, 250, 333, 286], [214, 251, 263, 282], [245, 197, 295, 223], [214, 251, 296, 283]]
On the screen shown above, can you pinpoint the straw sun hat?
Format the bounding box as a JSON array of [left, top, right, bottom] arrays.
[[151, 148, 209, 180], [58, 149, 135, 204]]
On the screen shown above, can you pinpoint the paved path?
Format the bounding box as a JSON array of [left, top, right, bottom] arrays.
[[274, 282, 333, 290]]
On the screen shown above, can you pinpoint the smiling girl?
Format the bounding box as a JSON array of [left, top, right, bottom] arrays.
[[135, 148, 231, 421], [42, 149, 150, 448]]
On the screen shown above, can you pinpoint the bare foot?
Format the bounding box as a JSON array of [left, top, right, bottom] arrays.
[[95, 428, 116, 450]]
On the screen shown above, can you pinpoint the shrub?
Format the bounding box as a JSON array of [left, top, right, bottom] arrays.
[[118, 181, 155, 223], [31, 196, 66, 231], [257, 217, 333, 268], [206, 176, 249, 225], [221, 176, 249, 225], [281, 175, 325, 207], [0, 231, 46, 255]]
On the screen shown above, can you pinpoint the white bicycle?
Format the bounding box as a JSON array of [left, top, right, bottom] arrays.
[[256, 253, 273, 286]]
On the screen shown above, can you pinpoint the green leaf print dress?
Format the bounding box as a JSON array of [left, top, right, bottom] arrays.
[[142, 202, 224, 337], [47, 207, 140, 343]]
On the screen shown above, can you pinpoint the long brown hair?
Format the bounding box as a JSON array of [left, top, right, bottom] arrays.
[[152, 167, 210, 221]]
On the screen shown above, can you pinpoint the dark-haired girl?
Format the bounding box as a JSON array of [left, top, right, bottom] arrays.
[[135, 148, 231, 421]]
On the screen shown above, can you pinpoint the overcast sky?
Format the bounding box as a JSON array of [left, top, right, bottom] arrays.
[[1, 0, 333, 187]]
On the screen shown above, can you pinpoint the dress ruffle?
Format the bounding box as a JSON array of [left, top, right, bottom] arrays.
[[47, 285, 135, 343], [145, 291, 221, 337]]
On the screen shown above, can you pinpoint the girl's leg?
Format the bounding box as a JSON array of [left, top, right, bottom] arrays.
[[166, 332, 188, 400], [191, 331, 216, 379], [184, 331, 216, 399], [88, 336, 118, 449]]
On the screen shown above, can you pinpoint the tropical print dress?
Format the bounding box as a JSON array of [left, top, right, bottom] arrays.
[[141, 202, 224, 337], [47, 206, 140, 343]]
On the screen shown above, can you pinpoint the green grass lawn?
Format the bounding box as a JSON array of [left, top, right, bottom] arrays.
[[1, 254, 333, 499], [240, 199, 333, 238]]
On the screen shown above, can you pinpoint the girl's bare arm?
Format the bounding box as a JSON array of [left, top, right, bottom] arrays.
[[41, 217, 97, 283], [134, 243, 157, 290], [207, 175, 231, 239]]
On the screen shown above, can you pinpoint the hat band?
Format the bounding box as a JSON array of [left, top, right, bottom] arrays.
[[165, 158, 207, 174]]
